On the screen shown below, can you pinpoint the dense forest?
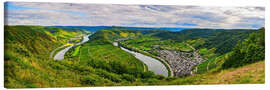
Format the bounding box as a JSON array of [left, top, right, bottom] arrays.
[[4, 26, 265, 88], [222, 28, 265, 68]]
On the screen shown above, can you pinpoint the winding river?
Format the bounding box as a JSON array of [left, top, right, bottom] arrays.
[[113, 42, 168, 77], [53, 35, 168, 77], [54, 34, 92, 60]]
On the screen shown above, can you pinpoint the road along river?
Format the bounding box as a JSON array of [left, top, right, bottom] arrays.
[[54, 34, 92, 60], [113, 42, 168, 77]]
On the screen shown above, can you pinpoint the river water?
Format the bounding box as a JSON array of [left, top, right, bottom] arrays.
[[113, 42, 168, 77], [54, 37, 168, 77], [54, 34, 91, 60]]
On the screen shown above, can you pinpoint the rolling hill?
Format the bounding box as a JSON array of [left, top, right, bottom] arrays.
[[4, 26, 265, 88]]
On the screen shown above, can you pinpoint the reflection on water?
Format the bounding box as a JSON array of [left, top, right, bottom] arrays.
[[116, 42, 168, 77]]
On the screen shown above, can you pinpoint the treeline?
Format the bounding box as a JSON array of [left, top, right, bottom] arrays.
[[153, 29, 224, 41], [197, 30, 254, 55], [89, 29, 145, 44], [154, 29, 255, 55], [222, 28, 265, 69]]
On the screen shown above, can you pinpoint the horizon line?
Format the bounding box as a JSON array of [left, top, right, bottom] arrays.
[[4, 24, 263, 30]]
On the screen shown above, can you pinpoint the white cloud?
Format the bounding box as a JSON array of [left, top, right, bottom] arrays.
[[5, 2, 265, 29]]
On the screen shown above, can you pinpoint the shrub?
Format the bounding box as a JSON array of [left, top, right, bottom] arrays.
[[141, 71, 155, 79], [122, 74, 136, 82], [81, 76, 99, 85], [155, 75, 165, 80]]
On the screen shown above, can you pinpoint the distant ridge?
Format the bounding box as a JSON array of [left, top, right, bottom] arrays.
[[50, 26, 256, 32], [50, 26, 190, 32]]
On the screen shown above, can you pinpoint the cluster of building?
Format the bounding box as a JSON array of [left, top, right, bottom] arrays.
[[154, 49, 204, 76]]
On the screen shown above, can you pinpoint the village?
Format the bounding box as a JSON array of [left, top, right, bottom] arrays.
[[152, 46, 205, 76]]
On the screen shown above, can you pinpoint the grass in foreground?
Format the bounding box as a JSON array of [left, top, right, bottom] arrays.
[[165, 61, 264, 85]]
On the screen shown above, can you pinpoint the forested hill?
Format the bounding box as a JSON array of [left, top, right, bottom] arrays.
[[154, 29, 255, 42], [88, 28, 167, 43], [153, 29, 255, 55], [4, 26, 265, 88], [222, 27, 265, 69]]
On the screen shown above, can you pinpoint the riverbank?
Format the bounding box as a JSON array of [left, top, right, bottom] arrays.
[[53, 34, 92, 60], [116, 42, 173, 77]]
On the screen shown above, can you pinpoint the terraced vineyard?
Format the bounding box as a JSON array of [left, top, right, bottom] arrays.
[[4, 26, 265, 88]]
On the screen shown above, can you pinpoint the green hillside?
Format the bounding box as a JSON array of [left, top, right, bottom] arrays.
[[222, 28, 265, 69], [4, 26, 265, 88], [4, 26, 164, 88], [4, 26, 86, 88], [165, 61, 264, 85]]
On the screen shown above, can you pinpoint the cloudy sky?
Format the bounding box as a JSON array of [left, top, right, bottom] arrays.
[[4, 2, 265, 29]]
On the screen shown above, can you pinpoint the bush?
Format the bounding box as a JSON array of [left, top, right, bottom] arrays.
[[103, 73, 122, 83], [141, 71, 155, 78], [165, 77, 176, 81], [155, 75, 165, 80], [142, 78, 158, 84], [96, 69, 122, 83], [122, 74, 136, 82], [25, 83, 36, 88], [81, 76, 99, 85]]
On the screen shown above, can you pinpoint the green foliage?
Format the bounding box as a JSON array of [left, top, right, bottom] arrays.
[[142, 78, 159, 85], [122, 74, 136, 82], [4, 26, 89, 88], [222, 28, 265, 69], [197, 30, 254, 55], [198, 48, 216, 58], [154, 29, 224, 42], [4, 25, 264, 88], [195, 53, 229, 74], [186, 38, 205, 48], [154, 29, 254, 54], [72, 46, 81, 56], [122, 36, 193, 52], [81, 75, 100, 85], [141, 71, 155, 78], [166, 61, 265, 85]]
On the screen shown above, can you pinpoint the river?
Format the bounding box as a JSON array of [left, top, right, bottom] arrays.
[[113, 42, 168, 77], [54, 34, 92, 60], [54, 36, 168, 77]]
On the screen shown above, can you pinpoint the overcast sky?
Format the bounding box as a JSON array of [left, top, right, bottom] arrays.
[[4, 2, 265, 29]]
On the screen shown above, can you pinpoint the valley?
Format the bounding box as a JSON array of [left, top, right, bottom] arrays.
[[54, 34, 92, 60], [3, 2, 266, 88], [4, 26, 265, 88], [115, 42, 169, 77]]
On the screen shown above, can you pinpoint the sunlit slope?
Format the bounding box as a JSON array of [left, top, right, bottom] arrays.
[[64, 30, 166, 86], [119, 27, 264, 84], [162, 61, 264, 85], [4, 27, 165, 88], [4, 26, 86, 88], [4, 26, 265, 88]]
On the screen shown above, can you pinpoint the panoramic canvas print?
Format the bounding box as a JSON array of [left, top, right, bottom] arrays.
[[4, 2, 265, 88]]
